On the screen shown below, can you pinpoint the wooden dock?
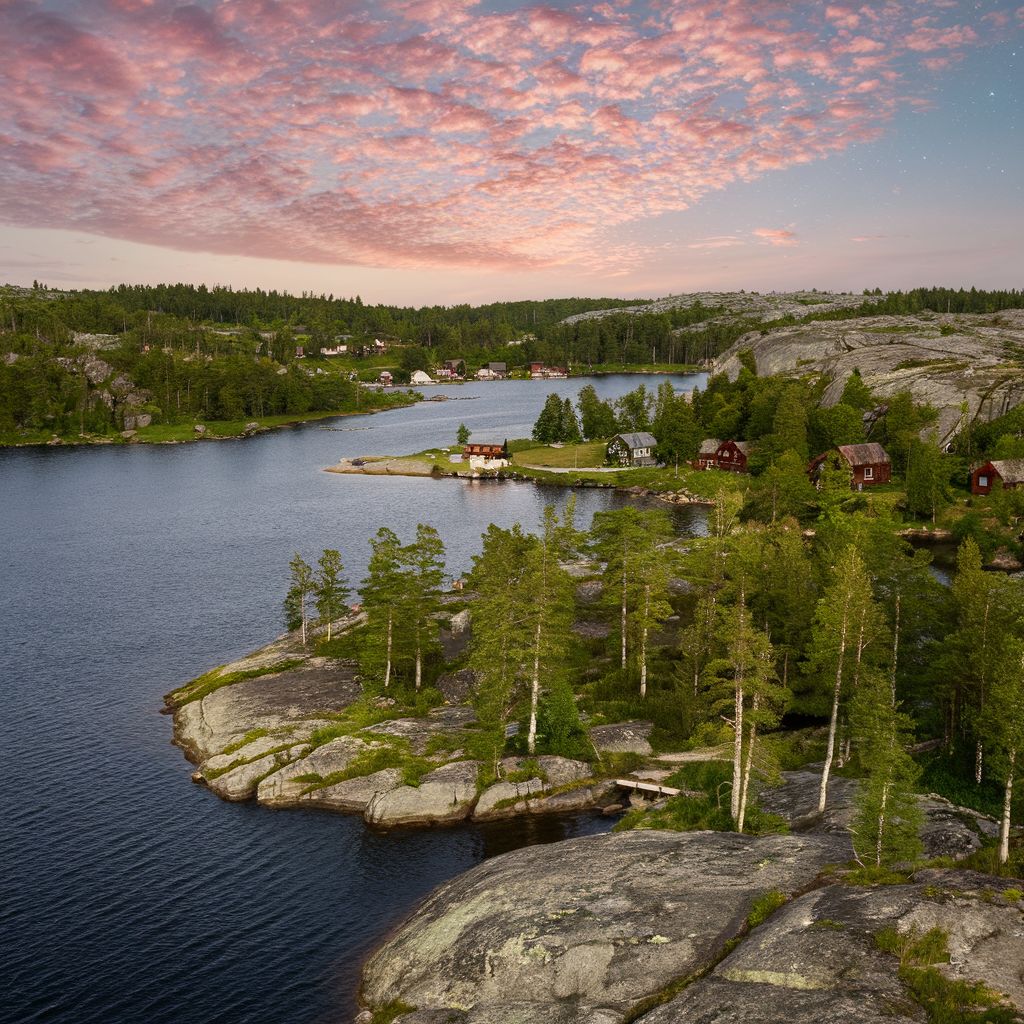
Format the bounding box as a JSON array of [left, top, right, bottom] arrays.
[[615, 778, 681, 798]]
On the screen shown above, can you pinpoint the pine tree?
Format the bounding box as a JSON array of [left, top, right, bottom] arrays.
[[403, 524, 446, 691], [590, 507, 673, 691], [577, 384, 618, 440], [315, 548, 349, 642], [468, 524, 537, 777], [850, 669, 922, 866], [525, 506, 575, 753], [456, 423, 470, 446], [360, 528, 405, 690], [532, 393, 564, 443], [284, 552, 314, 646], [905, 437, 950, 523]]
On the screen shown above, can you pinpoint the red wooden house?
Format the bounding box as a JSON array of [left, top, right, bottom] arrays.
[[810, 442, 892, 488], [692, 438, 750, 473], [970, 459, 1024, 495]]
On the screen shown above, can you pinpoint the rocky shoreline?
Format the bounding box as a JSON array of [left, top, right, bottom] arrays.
[[164, 635, 629, 828], [325, 456, 713, 506]]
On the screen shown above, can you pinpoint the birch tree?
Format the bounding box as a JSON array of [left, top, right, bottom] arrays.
[[704, 587, 779, 826], [986, 641, 1024, 864], [284, 552, 314, 646], [806, 546, 884, 814]]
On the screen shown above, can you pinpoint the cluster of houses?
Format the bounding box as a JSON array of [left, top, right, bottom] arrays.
[[691, 437, 894, 490]]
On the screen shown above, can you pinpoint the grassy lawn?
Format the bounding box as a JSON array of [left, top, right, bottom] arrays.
[[574, 363, 702, 375], [513, 441, 608, 468]]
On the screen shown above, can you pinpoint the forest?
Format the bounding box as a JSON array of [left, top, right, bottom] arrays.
[[285, 482, 1022, 874], [3, 282, 1023, 442]]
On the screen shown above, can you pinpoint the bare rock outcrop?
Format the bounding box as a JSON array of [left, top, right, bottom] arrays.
[[713, 311, 1024, 447], [360, 830, 850, 1022]]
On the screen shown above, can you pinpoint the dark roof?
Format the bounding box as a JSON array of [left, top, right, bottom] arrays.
[[990, 459, 1024, 484], [837, 442, 890, 467], [613, 432, 657, 449], [720, 440, 750, 455]]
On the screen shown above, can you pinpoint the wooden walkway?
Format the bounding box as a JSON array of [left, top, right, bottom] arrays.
[[615, 778, 681, 798]]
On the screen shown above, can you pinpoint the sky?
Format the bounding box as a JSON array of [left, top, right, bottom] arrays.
[[0, 0, 1020, 304]]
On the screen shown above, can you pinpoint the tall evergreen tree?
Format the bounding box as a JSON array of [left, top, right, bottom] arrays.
[[315, 548, 349, 642], [403, 524, 446, 691], [360, 528, 405, 690], [850, 668, 922, 866]]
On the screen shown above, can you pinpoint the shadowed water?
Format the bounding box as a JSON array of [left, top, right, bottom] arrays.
[[0, 373, 706, 1023]]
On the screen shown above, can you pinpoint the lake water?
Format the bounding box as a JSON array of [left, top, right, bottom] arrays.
[[0, 373, 706, 1023]]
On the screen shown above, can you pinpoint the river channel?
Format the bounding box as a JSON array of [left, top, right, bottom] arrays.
[[1, 373, 707, 1023]]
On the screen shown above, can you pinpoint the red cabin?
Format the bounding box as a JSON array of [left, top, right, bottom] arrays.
[[692, 438, 750, 473], [810, 443, 892, 489], [463, 442, 509, 459], [971, 459, 1024, 495]]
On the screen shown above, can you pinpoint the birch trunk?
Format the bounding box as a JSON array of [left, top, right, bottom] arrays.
[[1000, 749, 1015, 865], [875, 779, 891, 867], [621, 563, 628, 671], [731, 682, 744, 820], [528, 621, 542, 754], [737, 694, 759, 833], [819, 612, 849, 814], [383, 611, 393, 690], [415, 636, 422, 691], [639, 584, 650, 699]]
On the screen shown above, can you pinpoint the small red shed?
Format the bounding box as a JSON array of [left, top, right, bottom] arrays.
[[714, 440, 750, 473]]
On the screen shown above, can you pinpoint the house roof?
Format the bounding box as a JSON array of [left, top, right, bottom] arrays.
[[698, 437, 723, 454], [837, 442, 890, 467], [720, 440, 750, 455], [615, 432, 657, 449], [990, 459, 1024, 484]]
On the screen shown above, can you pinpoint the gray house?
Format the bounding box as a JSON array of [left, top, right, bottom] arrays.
[[607, 431, 658, 467]]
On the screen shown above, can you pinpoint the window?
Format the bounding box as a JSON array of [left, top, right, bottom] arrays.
[[864, 466, 874, 480], [979, 475, 989, 488]]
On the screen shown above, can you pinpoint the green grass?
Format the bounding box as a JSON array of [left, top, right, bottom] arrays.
[[747, 890, 788, 929], [368, 1000, 416, 1024], [578, 363, 701, 375], [512, 440, 609, 468], [221, 728, 270, 754], [875, 926, 1017, 1024], [167, 658, 307, 707], [296, 745, 407, 792]]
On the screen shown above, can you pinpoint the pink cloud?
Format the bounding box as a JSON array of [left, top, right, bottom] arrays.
[[0, 0, 1007, 274], [754, 227, 800, 247]]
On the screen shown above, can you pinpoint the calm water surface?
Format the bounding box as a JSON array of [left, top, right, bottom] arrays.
[[0, 374, 706, 1024]]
